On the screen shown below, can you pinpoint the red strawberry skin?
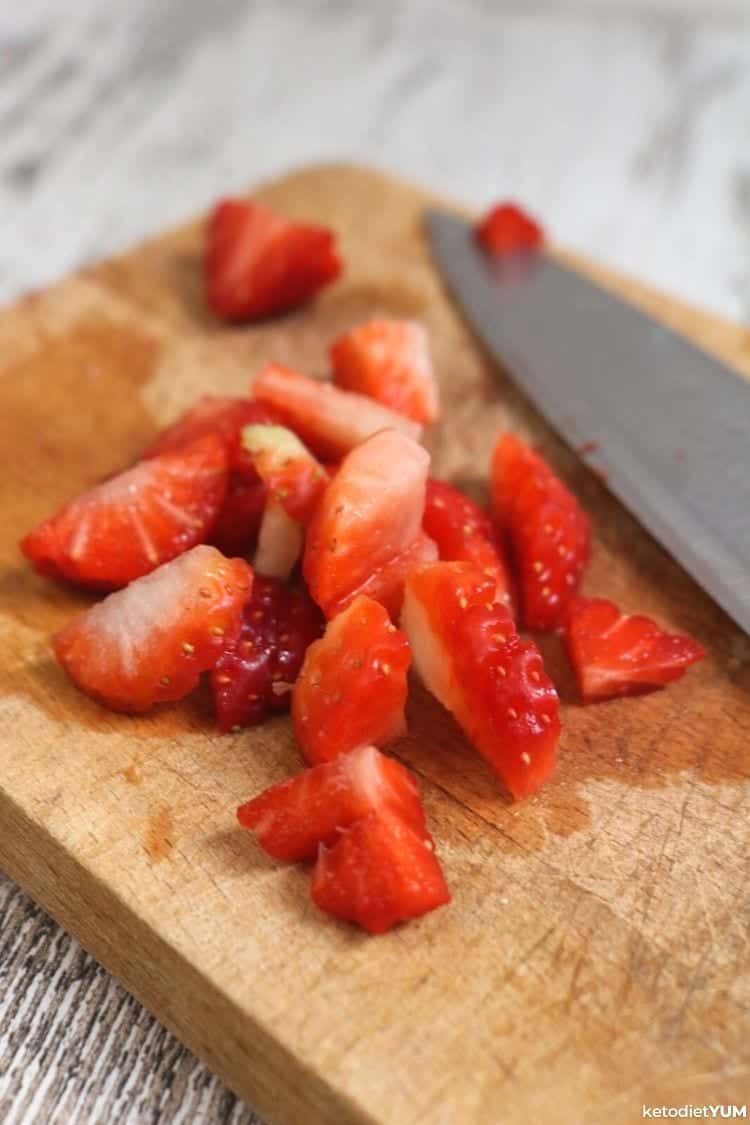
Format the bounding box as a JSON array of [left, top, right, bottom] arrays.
[[491, 434, 590, 630], [205, 200, 341, 322], [423, 478, 514, 610], [402, 561, 561, 798], [237, 744, 428, 862], [53, 545, 253, 713], [22, 435, 228, 589], [566, 597, 706, 703], [311, 813, 450, 935], [303, 429, 430, 618], [143, 396, 282, 475], [251, 363, 422, 461], [293, 595, 411, 764], [208, 470, 267, 558], [330, 319, 439, 425], [242, 424, 328, 526], [211, 575, 323, 731], [476, 202, 544, 255]]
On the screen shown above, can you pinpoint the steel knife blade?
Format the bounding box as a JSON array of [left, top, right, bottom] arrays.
[[425, 209, 750, 634]]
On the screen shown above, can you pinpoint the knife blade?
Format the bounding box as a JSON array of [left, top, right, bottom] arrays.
[[425, 210, 750, 634]]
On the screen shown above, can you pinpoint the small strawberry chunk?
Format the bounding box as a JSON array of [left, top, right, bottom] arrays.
[[251, 363, 422, 461], [491, 433, 590, 630], [293, 596, 411, 764], [330, 319, 439, 425], [253, 497, 304, 580], [53, 545, 252, 713], [423, 478, 514, 610], [565, 597, 705, 703], [303, 429, 430, 618], [237, 744, 427, 861], [22, 436, 228, 589], [476, 202, 544, 256], [347, 532, 438, 620], [205, 199, 341, 322], [402, 561, 561, 798], [311, 814, 450, 935], [242, 424, 328, 525], [142, 395, 282, 475], [211, 575, 323, 731]]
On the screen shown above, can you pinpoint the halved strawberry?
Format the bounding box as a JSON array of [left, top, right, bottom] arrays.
[[330, 319, 439, 425], [53, 545, 252, 712], [303, 429, 430, 618], [237, 744, 427, 861], [142, 395, 282, 474], [211, 574, 323, 731], [423, 478, 514, 609], [293, 595, 411, 764], [209, 470, 267, 557], [22, 436, 228, 589], [205, 199, 341, 322], [311, 814, 450, 935], [242, 424, 328, 525], [251, 363, 422, 461], [402, 561, 561, 798], [476, 202, 544, 256], [491, 433, 590, 630], [565, 597, 706, 703], [253, 497, 304, 580]]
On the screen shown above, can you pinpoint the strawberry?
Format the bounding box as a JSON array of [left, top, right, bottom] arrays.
[[303, 429, 430, 618], [476, 202, 544, 256], [242, 424, 328, 525], [565, 597, 706, 703], [402, 561, 561, 798], [22, 436, 228, 589], [330, 319, 439, 425], [251, 363, 422, 461], [253, 497, 304, 580], [237, 744, 428, 861], [209, 470, 267, 558], [293, 596, 411, 764], [53, 545, 252, 713], [142, 395, 282, 475], [491, 433, 590, 630], [342, 531, 438, 620], [205, 199, 341, 322], [211, 574, 323, 731], [311, 814, 450, 934], [423, 478, 514, 609]]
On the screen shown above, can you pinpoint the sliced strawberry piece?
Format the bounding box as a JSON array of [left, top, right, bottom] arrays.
[[402, 561, 561, 798], [311, 814, 450, 934], [293, 596, 411, 764], [237, 744, 427, 861], [491, 434, 590, 630], [142, 395, 282, 474], [211, 575, 323, 731], [303, 429, 430, 618], [424, 478, 514, 610], [251, 363, 422, 461], [242, 424, 328, 525], [565, 597, 705, 703], [330, 319, 439, 425], [205, 199, 341, 322], [208, 469, 267, 557], [346, 531, 438, 620], [53, 545, 252, 712], [22, 436, 228, 589], [476, 202, 544, 256], [254, 497, 304, 580]]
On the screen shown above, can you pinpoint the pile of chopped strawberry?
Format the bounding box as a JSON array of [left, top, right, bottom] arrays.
[[24, 194, 708, 937], [212, 575, 323, 732]]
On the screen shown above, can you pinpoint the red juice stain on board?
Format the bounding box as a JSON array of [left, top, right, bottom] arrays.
[[145, 806, 174, 863]]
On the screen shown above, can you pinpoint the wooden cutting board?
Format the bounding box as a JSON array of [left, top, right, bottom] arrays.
[[1, 165, 748, 1125]]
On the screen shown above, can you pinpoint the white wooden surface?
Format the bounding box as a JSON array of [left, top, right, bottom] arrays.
[[0, 2, 746, 1122]]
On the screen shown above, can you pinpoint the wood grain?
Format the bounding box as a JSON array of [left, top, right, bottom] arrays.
[[0, 165, 748, 1125]]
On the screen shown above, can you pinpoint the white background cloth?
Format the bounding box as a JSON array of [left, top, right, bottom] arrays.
[[0, 2, 747, 1123]]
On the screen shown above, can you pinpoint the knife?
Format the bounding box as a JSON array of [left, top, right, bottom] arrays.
[[425, 210, 750, 635]]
